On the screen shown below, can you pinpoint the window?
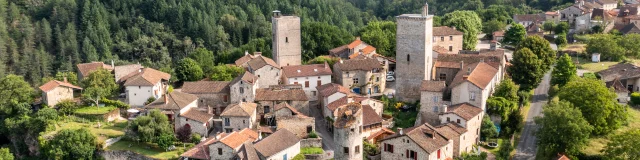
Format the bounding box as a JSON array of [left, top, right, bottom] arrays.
[[224, 118, 230, 126], [407, 150, 417, 160], [317, 80, 321, 86], [243, 120, 246, 124], [470, 92, 476, 101], [312, 91, 317, 96], [343, 147, 349, 154], [433, 96, 438, 102], [239, 87, 244, 94], [407, 54, 410, 63], [441, 36, 444, 41], [218, 148, 223, 155], [447, 117, 450, 122], [439, 74, 446, 81], [225, 128, 232, 133], [355, 145, 360, 154], [346, 72, 350, 78], [353, 78, 359, 84], [286, 37, 289, 43], [383, 143, 394, 153], [449, 46, 453, 51], [305, 81, 310, 88], [449, 36, 453, 41], [457, 119, 461, 124], [433, 106, 439, 112], [264, 106, 270, 113], [200, 99, 204, 103], [376, 77, 380, 82], [477, 128, 479, 135], [242, 98, 246, 102], [307, 126, 313, 133], [223, 95, 228, 103]]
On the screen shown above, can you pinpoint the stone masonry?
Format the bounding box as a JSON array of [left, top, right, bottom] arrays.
[[395, 5, 433, 102], [272, 11, 302, 66]]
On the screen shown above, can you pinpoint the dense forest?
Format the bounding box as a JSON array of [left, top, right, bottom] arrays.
[[0, 0, 575, 86]]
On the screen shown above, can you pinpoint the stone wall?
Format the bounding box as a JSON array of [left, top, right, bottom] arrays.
[[99, 150, 156, 160], [433, 34, 463, 53], [272, 15, 302, 66], [300, 138, 323, 148], [192, 93, 229, 115], [395, 15, 433, 102], [254, 66, 281, 88], [230, 81, 256, 103], [277, 116, 315, 138], [44, 86, 74, 107]]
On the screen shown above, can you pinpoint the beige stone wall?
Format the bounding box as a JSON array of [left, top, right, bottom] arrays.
[[396, 16, 433, 102], [434, 67, 460, 85], [433, 34, 463, 53], [258, 100, 310, 116], [176, 116, 211, 137], [561, 6, 584, 26], [44, 87, 75, 107], [465, 112, 483, 146], [253, 66, 281, 88], [190, 93, 230, 115], [209, 142, 236, 160], [420, 91, 447, 125], [221, 114, 255, 133], [336, 70, 386, 95], [277, 117, 315, 138], [272, 16, 302, 66], [230, 81, 257, 103], [381, 136, 453, 160], [334, 111, 363, 160]]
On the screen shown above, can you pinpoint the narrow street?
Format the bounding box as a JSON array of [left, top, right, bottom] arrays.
[[310, 102, 335, 152], [513, 72, 551, 160]]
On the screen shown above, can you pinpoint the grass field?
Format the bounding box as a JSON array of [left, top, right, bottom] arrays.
[[106, 140, 187, 160], [74, 106, 117, 114], [582, 107, 640, 156], [45, 119, 127, 142]]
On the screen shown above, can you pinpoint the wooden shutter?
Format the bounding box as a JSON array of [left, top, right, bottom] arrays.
[[406, 150, 409, 158], [305, 81, 309, 87], [317, 80, 321, 86]]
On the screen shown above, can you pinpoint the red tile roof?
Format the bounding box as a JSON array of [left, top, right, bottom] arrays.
[[235, 54, 257, 66], [450, 62, 499, 89], [334, 57, 383, 71], [180, 108, 214, 123], [282, 63, 332, 78], [326, 96, 348, 112], [433, 46, 450, 54], [362, 105, 383, 126], [219, 129, 258, 149], [144, 91, 199, 110], [381, 123, 452, 154], [77, 62, 113, 77], [180, 136, 219, 159], [317, 83, 351, 97], [122, 68, 171, 86], [254, 129, 301, 157], [441, 103, 483, 120], [348, 37, 362, 49], [39, 80, 82, 92], [230, 71, 258, 85], [247, 56, 280, 69], [366, 128, 395, 141]]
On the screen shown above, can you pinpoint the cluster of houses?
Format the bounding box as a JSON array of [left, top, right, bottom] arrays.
[[38, 2, 512, 160], [509, 0, 640, 35]]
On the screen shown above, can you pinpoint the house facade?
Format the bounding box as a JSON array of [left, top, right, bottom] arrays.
[[220, 102, 258, 133], [230, 72, 259, 103], [246, 55, 282, 88], [438, 103, 484, 148], [450, 62, 499, 111], [39, 79, 82, 107], [432, 26, 463, 54], [181, 81, 231, 115], [255, 88, 310, 116], [254, 129, 302, 160], [333, 57, 386, 95], [122, 68, 171, 107], [144, 91, 213, 137], [380, 123, 455, 160], [281, 62, 333, 101]]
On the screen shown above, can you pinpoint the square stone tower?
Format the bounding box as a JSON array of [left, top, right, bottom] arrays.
[[395, 3, 433, 102], [271, 10, 302, 66]]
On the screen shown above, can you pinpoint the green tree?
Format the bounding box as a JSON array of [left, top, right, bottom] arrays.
[[156, 133, 175, 151], [543, 21, 555, 34], [81, 69, 117, 107], [482, 20, 506, 36], [587, 34, 625, 61], [127, 109, 173, 144], [502, 109, 524, 137], [493, 77, 520, 102], [55, 71, 78, 85], [555, 22, 569, 34], [558, 78, 628, 135], [307, 56, 340, 67], [176, 58, 204, 81], [443, 11, 483, 50], [481, 115, 498, 139], [603, 129, 640, 160], [535, 101, 593, 158], [82, 37, 98, 62], [502, 23, 526, 46], [618, 34, 640, 58], [630, 92, 640, 106], [0, 147, 13, 160], [551, 54, 576, 87], [518, 36, 556, 71], [210, 64, 244, 81], [555, 33, 567, 47], [360, 21, 396, 57], [44, 128, 97, 159], [508, 48, 544, 91], [55, 99, 78, 116], [496, 141, 513, 160], [592, 25, 604, 33], [0, 74, 34, 106], [301, 22, 353, 61], [189, 48, 215, 75], [487, 97, 517, 120]]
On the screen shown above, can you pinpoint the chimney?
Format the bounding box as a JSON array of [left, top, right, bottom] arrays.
[[273, 10, 281, 18], [490, 41, 497, 51], [356, 37, 361, 41], [398, 128, 404, 135], [245, 50, 249, 56], [422, 2, 429, 17], [258, 131, 263, 140], [452, 26, 456, 30], [63, 76, 68, 83], [463, 75, 469, 80], [164, 94, 169, 104], [324, 61, 329, 68]]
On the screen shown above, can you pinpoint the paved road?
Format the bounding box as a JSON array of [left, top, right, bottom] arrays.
[[310, 101, 336, 151], [513, 72, 551, 160]]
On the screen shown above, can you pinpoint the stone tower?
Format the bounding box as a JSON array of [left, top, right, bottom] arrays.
[[271, 10, 302, 66], [333, 103, 363, 160], [395, 3, 433, 102]]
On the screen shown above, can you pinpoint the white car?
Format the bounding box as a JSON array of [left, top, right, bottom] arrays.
[[387, 71, 395, 76], [386, 76, 395, 82]]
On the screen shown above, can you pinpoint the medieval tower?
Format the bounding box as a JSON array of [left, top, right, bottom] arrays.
[[333, 103, 363, 160], [271, 10, 302, 66], [395, 3, 433, 102]]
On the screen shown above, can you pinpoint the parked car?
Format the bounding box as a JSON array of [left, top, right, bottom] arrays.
[[386, 76, 395, 82], [387, 71, 395, 76]]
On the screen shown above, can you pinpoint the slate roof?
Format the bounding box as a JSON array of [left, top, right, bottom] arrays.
[[77, 62, 113, 77], [230, 71, 259, 85], [247, 56, 280, 70], [219, 129, 259, 149], [282, 63, 332, 78], [254, 129, 301, 157], [39, 80, 82, 92], [421, 80, 446, 92], [180, 108, 214, 123], [334, 57, 383, 71], [450, 62, 499, 89], [433, 26, 463, 36], [114, 64, 143, 82], [220, 102, 258, 117], [597, 63, 640, 82], [381, 123, 452, 153], [181, 81, 230, 94], [362, 104, 383, 126], [440, 103, 483, 120], [144, 91, 198, 110], [619, 23, 640, 34], [122, 68, 171, 86], [255, 88, 309, 101], [317, 83, 351, 97]]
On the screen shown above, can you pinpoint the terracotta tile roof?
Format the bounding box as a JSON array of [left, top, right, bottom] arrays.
[[450, 62, 499, 89], [114, 64, 143, 82], [39, 80, 82, 92], [493, 31, 505, 37], [597, 63, 640, 82], [230, 71, 258, 85], [236, 141, 259, 160], [144, 91, 198, 110], [180, 136, 218, 159], [180, 108, 213, 123], [382, 123, 452, 153], [317, 83, 351, 97], [556, 154, 571, 160], [122, 68, 171, 86], [247, 56, 280, 70], [254, 129, 301, 157], [77, 62, 113, 77], [348, 45, 377, 59], [353, 96, 383, 104], [597, 0, 617, 4], [433, 26, 463, 36], [334, 57, 383, 71], [366, 128, 395, 141], [434, 123, 467, 140], [282, 63, 332, 78], [326, 96, 348, 112], [433, 46, 450, 54], [348, 37, 363, 49], [329, 45, 349, 55], [259, 126, 276, 134], [220, 102, 258, 117], [441, 103, 483, 120], [235, 54, 257, 66], [219, 129, 259, 149], [334, 103, 363, 128], [435, 51, 505, 69], [363, 105, 383, 126], [513, 14, 545, 22], [421, 80, 446, 92], [239, 128, 260, 140], [181, 81, 230, 94], [274, 102, 303, 115], [255, 88, 308, 101], [434, 61, 462, 68]]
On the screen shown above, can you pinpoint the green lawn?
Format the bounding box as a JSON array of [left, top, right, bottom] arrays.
[[74, 106, 117, 114], [582, 107, 640, 156], [300, 147, 324, 154], [106, 140, 187, 160], [45, 119, 127, 142], [480, 138, 504, 155]]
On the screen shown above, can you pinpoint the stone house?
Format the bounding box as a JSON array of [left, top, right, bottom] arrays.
[[438, 103, 484, 151], [317, 83, 352, 114], [609, 78, 630, 103], [181, 81, 231, 116], [76, 61, 113, 80], [353, 96, 384, 116], [594, 0, 618, 10], [513, 14, 545, 27], [365, 128, 395, 144], [266, 102, 316, 138], [254, 129, 301, 160], [450, 62, 500, 111], [144, 91, 214, 136], [419, 80, 450, 125], [246, 55, 282, 88], [575, 8, 616, 32], [432, 49, 507, 86], [121, 68, 171, 107], [333, 57, 386, 95], [272, 11, 302, 66], [229, 71, 259, 103], [39, 79, 82, 107], [361, 104, 384, 139], [254, 87, 310, 116], [616, 22, 640, 34], [546, 11, 561, 23], [492, 31, 504, 41], [333, 103, 364, 160], [380, 123, 454, 160], [329, 37, 376, 59], [281, 62, 333, 101], [432, 26, 463, 54], [434, 123, 470, 157], [181, 129, 259, 160], [597, 63, 640, 92], [220, 102, 258, 133], [113, 64, 143, 82]]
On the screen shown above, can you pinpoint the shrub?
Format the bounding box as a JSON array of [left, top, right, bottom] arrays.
[[548, 85, 560, 98], [300, 147, 323, 154], [100, 98, 130, 109], [308, 131, 319, 138], [582, 72, 598, 79], [631, 92, 640, 106], [364, 140, 380, 155], [292, 154, 305, 160], [56, 100, 79, 116], [191, 133, 202, 143], [146, 97, 156, 105], [177, 126, 192, 142]]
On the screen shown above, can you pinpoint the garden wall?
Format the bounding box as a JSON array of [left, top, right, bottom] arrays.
[[300, 138, 322, 148]]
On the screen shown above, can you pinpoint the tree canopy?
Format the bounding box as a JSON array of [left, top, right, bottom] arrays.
[[481, 115, 498, 139], [535, 101, 593, 158], [0, 147, 13, 160], [0, 75, 34, 106], [493, 77, 520, 102], [587, 34, 625, 61], [210, 64, 245, 81], [81, 69, 117, 107], [603, 129, 640, 160], [127, 109, 174, 146], [508, 48, 544, 91], [443, 11, 482, 50], [502, 23, 526, 46], [359, 21, 396, 57], [175, 58, 204, 82], [43, 128, 97, 159], [518, 36, 556, 72], [551, 54, 576, 87], [302, 22, 354, 61]]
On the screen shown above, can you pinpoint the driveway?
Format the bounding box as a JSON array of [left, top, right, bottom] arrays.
[[513, 71, 552, 160]]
